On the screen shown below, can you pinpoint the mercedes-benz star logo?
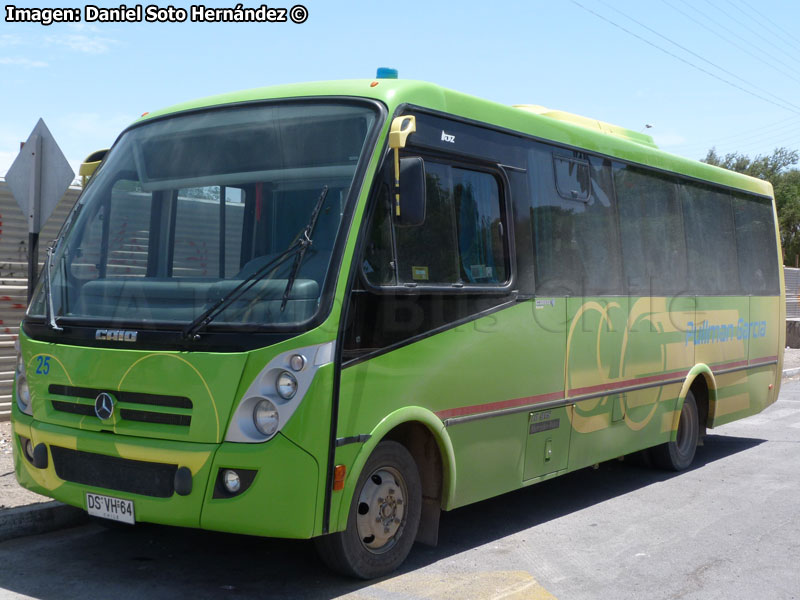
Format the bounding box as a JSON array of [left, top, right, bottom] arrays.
[[94, 392, 116, 421]]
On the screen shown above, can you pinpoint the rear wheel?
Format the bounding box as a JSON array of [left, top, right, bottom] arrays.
[[652, 391, 700, 471], [315, 441, 421, 579]]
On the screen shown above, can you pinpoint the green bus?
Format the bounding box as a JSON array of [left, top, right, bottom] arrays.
[[12, 72, 784, 578]]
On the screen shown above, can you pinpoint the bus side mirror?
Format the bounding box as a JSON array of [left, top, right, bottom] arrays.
[[79, 149, 109, 187], [395, 157, 426, 227]]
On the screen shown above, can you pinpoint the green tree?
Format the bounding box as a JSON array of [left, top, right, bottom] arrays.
[[703, 147, 800, 265]]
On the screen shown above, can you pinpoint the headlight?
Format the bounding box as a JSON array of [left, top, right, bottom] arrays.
[[253, 398, 279, 437], [16, 374, 31, 414], [15, 349, 31, 414], [224, 342, 334, 443], [276, 371, 298, 399]]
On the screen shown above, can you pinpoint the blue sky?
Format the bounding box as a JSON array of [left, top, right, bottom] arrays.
[[2, 0, 800, 180]]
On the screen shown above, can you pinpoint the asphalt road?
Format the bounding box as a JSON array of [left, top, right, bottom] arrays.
[[1, 381, 799, 600]]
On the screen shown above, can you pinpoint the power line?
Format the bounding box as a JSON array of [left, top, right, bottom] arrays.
[[695, 128, 800, 155], [595, 0, 800, 113], [570, 0, 800, 116], [703, 0, 800, 69], [736, 131, 800, 153], [679, 116, 800, 154], [724, 0, 800, 58], [684, 115, 800, 145], [663, 0, 800, 87], [694, 0, 800, 72], [685, 124, 800, 151], [745, 4, 800, 54], [701, 125, 800, 153]]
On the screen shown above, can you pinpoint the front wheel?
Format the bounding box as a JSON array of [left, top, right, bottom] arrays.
[[651, 391, 700, 471], [315, 441, 421, 579]]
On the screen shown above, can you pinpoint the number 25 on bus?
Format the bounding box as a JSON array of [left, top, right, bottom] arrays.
[[12, 70, 783, 578]]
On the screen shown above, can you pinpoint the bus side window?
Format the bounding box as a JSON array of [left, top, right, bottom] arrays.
[[553, 156, 591, 201], [395, 161, 460, 285], [615, 165, 687, 295], [363, 184, 396, 286], [529, 149, 622, 296], [453, 167, 507, 284], [733, 193, 780, 295], [363, 160, 509, 289], [393, 161, 508, 287], [681, 183, 739, 295]]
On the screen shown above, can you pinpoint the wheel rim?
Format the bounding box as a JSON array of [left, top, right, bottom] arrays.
[[355, 466, 407, 554], [675, 400, 697, 458]]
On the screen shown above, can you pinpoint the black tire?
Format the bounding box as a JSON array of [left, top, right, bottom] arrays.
[[315, 440, 422, 579], [651, 391, 700, 471]]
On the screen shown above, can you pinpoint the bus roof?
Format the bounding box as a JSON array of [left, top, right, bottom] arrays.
[[136, 79, 773, 198]]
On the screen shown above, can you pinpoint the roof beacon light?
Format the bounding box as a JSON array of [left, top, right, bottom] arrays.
[[376, 67, 398, 79]]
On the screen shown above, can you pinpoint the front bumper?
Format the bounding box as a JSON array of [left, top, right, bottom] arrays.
[[12, 414, 320, 538]]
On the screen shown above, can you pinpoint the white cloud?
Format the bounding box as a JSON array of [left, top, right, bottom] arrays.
[[46, 33, 116, 54], [0, 57, 48, 68], [60, 112, 133, 144], [652, 132, 687, 147], [67, 23, 99, 32], [0, 34, 23, 47]]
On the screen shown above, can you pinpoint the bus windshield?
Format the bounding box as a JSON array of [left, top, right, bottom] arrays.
[[28, 101, 379, 331]]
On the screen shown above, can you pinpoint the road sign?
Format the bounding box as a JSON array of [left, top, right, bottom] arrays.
[[5, 119, 75, 301], [6, 119, 74, 234]]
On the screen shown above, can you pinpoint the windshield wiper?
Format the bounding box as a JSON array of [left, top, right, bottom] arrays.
[[183, 184, 330, 340], [45, 243, 63, 332], [182, 240, 303, 340], [280, 185, 329, 312]]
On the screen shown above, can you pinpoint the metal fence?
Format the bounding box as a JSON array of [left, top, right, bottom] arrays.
[[0, 180, 79, 420], [785, 267, 800, 319]]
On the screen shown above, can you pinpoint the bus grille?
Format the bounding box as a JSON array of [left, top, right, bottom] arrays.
[[50, 445, 178, 497], [48, 384, 192, 427]]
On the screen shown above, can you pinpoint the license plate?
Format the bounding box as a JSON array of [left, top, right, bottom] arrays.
[[85, 492, 135, 524]]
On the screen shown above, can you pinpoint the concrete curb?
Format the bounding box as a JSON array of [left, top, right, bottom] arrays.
[[783, 367, 800, 379], [0, 501, 88, 543]]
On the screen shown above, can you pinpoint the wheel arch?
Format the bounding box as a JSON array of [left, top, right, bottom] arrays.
[[671, 364, 717, 442], [333, 406, 456, 540]]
